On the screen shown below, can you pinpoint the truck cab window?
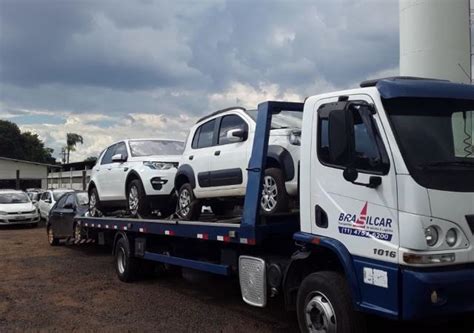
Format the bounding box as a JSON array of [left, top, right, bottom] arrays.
[[318, 103, 388, 174]]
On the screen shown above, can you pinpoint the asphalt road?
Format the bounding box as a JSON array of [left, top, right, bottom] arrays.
[[0, 223, 473, 332]]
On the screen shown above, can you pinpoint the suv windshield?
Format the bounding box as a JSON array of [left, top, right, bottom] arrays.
[[384, 97, 474, 191], [76, 193, 89, 206], [129, 140, 184, 157], [53, 191, 71, 201], [0, 192, 30, 204], [246, 110, 302, 129]]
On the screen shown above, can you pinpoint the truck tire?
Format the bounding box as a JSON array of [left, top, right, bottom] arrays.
[[177, 183, 201, 221], [47, 225, 59, 246], [261, 168, 288, 214], [297, 271, 366, 333], [115, 237, 140, 282], [127, 179, 150, 218], [89, 187, 102, 217]]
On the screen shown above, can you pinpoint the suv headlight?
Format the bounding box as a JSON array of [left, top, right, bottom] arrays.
[[289, 130, 301, 146], [143, 161, 178, 170], [424, 226, 439, 247]]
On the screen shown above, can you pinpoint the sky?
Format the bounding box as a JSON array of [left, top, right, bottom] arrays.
[[0, 0, 468, 162]]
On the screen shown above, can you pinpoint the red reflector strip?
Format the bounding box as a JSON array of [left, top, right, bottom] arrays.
[[105, 225, 109, 229], [197, 233, 209, 239], [98, 224, 101, 228], [84, 223, 88, 227], [139, 228, 146, 233], [248, 239, 256, 245], [114, 225, 118, 230], [217, 235, 230, 242], [91, 224, 95, 227], [240, 238, 248, 244], [164, 230, 175, 236], [311, 237, 320, 245]]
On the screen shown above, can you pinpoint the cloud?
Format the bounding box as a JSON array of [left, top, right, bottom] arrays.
[[0, 0, 403, 162]]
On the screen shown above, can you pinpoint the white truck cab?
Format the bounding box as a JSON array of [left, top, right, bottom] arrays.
[[296, 77, 474, 321]]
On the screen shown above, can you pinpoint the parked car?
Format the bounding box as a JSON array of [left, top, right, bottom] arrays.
[[0, 189, 40, 227], [174, 106, 301, 220], [26, 188, 43, 208], [46, 191, 89, 246], [88, 138, 184, 218], [38, 189, 74, 220]]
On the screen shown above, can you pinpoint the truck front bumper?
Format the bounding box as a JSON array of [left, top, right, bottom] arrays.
[[401, 265, 474, 320]]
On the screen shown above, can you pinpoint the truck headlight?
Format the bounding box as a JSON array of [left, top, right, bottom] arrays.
[[143, 161, 178, 170], [289, 130, 301, 146], [424, 226, 439, 247], [445, 228, 458, 247]]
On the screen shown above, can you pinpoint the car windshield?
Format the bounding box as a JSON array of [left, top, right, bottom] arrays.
[[384, 97, 474, 191], [53, 191, 71, 201], [129, 140, 184, 157], [0, 192, 30, 204], [246, 110, 302, 129], [76, 193, 89, 206]]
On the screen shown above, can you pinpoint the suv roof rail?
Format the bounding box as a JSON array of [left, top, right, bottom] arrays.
[[196, 106, 247, 124], [360, 76, 449, 88]]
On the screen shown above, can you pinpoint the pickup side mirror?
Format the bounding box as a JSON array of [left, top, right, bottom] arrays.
[[226, 129, 247, 142], [112, 153, 127, 163]]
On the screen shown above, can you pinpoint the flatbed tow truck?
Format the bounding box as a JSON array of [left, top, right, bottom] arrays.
[[75, 77, 474, 333]]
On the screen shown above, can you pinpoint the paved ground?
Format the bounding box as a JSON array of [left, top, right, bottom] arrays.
[[0, 223, 473, 332]]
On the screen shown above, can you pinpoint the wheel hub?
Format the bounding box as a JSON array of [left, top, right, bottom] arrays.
[[117, 248, 126, 274], [261, 175, 278, 212], [179, 189, 191, 216], [304, 292, 337, 333], [128, 185, 139, 214]]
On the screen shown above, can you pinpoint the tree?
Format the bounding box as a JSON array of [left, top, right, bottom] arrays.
[[0, 120, 55, 164], [84, 156, 97, 163], [66, 133, 83, 163]]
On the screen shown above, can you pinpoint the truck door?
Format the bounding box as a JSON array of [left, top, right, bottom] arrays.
[[310, 95, 399, 262]]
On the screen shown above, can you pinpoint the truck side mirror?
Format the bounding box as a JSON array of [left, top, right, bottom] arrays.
[[328, 108, 354, 165]]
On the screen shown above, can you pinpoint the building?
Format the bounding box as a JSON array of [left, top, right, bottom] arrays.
[[47, 160, 95, 190], [0, 157, 51, 190]]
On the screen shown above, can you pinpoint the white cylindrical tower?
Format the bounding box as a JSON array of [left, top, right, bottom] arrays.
[[400, 0, 471, 83]]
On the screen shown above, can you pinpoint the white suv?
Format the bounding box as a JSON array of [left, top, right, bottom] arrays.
[[88, 138, 184, 217], [174, 107, 301, 220]]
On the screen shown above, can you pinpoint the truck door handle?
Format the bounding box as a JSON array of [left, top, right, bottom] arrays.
[[214, 150, 221, 156], [189, 155, 194, 160]]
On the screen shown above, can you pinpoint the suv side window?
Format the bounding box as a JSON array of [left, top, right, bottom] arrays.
[[101, 145, 116, 165], [114, 142, 128, 159], [218, 115, 248, 144], [317, 102, 389, 174], [56, 194, 68, 209], [195, 119, 216, 149]]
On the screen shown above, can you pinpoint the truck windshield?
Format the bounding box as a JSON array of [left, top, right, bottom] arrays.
[[246, 110, 302, 129], [384, 98, 474, 192], [129, 140, 184, 157]]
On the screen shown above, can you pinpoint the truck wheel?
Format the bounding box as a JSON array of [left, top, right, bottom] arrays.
[[260, 168, 288, 214], [297, 271, 366, 333], [89, 187, 102, 217], [73, 223, 82, 241], [115, 237, 140, 282], [127, 179, 150, 218], [47, 225, 59, 246], [177, 183, 201, 221]]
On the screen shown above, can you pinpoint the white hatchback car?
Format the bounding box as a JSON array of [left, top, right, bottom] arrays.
[[174, 107, 301, 220], [38, 189, 75, 220], [0, 190, 40, 226], [88, 138, 184, 217]]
